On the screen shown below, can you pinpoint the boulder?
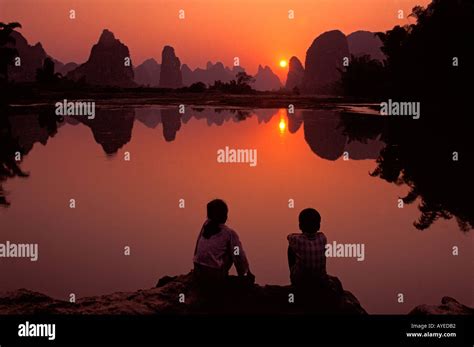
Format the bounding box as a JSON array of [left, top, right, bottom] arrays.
[[409, 297, 474, 315]]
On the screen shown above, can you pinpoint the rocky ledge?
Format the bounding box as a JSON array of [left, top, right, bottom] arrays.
[[0, 272, 471, 315], [409, 297, 473, 315], [0, 272, 365, 315]]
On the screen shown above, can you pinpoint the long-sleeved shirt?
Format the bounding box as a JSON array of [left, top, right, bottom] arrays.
[[193, 221, 249, 276]]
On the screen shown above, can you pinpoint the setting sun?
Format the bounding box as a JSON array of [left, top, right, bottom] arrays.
[[279, 59, 287, 68], [279, 117, 286, 133]]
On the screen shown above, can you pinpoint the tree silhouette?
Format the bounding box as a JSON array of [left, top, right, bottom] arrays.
[[378, 0, 474, 100], [339, 55, 387, 98], [0, 105, 29, 207], [209, 72, 255, 94], [236, 71, 255, 86], [36, 57, 62, 84], [340, 0, 474, 101], [0, 22, 21, 84], [368, 124, 472, 232], [339, 107, 472, 232]]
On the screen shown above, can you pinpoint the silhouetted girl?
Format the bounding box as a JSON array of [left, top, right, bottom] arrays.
[[193, 199, 254, 285]]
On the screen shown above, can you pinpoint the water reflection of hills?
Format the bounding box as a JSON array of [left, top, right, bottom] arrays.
[[134, 106, 385, 161], [1, 108, 58, 206], [301, 110, 385, 161], [1, 106, 384, 207], [135, 107, 275, 131], [71, 108, 135, 155], [2, 105, 471, 233]]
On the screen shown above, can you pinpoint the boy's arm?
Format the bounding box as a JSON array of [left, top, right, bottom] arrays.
[[319, 232, 328, 274], [287, 234, 297, 270], [287, 246, 296, 271]]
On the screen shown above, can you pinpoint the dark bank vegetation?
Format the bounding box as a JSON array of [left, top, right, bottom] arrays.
[[340, 0, 474, 101], [338, 0, 474, 231], [340, 107, 473, 232], [0, 22, 21, 86]]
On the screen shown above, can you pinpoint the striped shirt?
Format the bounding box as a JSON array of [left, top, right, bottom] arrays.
[[287, 232, 327, 285]]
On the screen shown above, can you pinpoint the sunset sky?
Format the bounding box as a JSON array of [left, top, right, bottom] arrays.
[[1, 0, 430, 81]]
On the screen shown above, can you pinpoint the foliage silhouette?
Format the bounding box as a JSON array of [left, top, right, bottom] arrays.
[[339, 55, 387, 98], [36, 57, 62, 85], [340, 0, 474, 101], [0, 22, 21, 85]]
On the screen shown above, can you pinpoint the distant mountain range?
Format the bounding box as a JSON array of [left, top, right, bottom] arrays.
[[253, 65, 282, 91], [134, 58, 160, 87], [181, 61, 235, 86], [8, 28, 383, 93]]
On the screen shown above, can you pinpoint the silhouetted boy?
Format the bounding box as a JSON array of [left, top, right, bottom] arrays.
[[287, 208, 327, 288]]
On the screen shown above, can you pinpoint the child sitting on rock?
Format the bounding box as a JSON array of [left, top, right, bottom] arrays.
[[287, 208, 328, 289]]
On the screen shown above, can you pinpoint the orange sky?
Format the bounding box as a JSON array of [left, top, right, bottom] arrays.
[[1, 0, 430, 81]]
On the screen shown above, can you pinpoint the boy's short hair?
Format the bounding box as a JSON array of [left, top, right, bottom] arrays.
[[299, 208, 321, 233]]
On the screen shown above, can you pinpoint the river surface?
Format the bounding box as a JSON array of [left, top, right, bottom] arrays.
[[1, 105, 472, 314]]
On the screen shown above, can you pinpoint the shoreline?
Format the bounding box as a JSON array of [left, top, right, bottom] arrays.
[[2, 86, 381, 109]]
